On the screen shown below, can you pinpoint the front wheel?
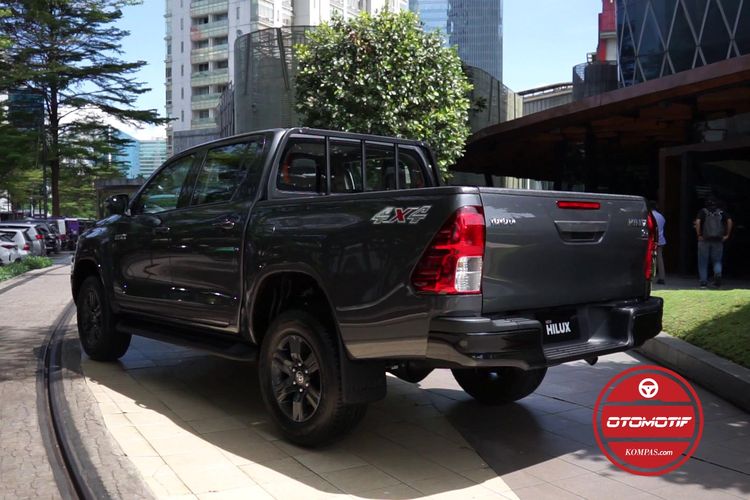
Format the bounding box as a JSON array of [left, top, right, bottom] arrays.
[[452, 367, 547, 405], [258, 310, 366, 446], [76, 276, 131, 361]]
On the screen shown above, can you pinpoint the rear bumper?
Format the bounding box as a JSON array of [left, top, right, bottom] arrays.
[[426, 297, 663, 370]]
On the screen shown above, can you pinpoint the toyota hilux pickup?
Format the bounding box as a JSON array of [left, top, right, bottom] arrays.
[[72, 128, 663, 445]]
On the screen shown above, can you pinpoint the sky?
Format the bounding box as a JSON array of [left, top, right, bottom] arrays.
[[118, 0, 603, 137]]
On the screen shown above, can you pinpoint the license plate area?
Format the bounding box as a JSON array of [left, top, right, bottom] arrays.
[[541, 312, 580, 343]]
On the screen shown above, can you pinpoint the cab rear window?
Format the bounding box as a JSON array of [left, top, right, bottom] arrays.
[[277, 136, 430, 194]]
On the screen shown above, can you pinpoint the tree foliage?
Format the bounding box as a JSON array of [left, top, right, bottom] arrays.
[[295, 11, 472, 178], [0, 0, 165, 216]]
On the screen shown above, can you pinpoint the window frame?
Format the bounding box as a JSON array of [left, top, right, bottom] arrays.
[[267, 130, 438, 200], [187, 135, 266, 208]]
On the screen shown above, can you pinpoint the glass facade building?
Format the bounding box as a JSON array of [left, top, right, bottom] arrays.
[[138, 140, 168, 179], [410, 0, 503, 82], [617, 0, 750, 86]]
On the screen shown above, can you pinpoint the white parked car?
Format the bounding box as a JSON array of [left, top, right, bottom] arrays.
[[0, 228, 33, 259], [0, 223, 46, 256], [0, 233, 22, 265]]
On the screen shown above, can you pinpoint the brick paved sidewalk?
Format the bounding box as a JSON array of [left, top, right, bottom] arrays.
[[0, 266, 73, 499]]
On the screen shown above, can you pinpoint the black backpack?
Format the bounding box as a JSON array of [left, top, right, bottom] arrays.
[[703, 209, 724, 239]]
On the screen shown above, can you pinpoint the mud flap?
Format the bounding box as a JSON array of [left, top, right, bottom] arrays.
[[339, 354, 386, 405]]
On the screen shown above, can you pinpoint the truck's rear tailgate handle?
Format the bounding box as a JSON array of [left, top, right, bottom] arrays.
[[554, 220, 608, 243]]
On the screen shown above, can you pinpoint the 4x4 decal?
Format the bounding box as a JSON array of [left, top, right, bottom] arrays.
[[371, 206, 432, 225]]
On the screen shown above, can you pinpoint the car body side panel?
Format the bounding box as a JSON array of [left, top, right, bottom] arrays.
[[245, 187, 483, 359]]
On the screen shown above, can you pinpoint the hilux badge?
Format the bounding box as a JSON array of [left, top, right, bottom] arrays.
[[545, 320, 571, 336]]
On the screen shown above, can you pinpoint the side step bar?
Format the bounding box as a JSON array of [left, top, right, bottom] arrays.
[[116, 320, 258, 362]]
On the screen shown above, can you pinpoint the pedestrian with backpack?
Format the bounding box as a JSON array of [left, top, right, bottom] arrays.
[[695, 198, 733, 288]]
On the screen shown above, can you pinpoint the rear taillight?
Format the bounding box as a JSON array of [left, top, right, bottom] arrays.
[[412, 206, 485, 294], [1, 244, 14, 250], [35, 234, 43, 240], [23, 243, 30, 251], [645, 212, 658, 280]]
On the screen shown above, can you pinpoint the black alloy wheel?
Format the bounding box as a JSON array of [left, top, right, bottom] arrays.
[[271, 334, 322, 423], [75, 276, 131, 361], [80, 287, 104, 346], [258, 310, 367, 446]]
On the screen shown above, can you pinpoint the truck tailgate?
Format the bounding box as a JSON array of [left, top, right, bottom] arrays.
[[480, 188, 649, 314]]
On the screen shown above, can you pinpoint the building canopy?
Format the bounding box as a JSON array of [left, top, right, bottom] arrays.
[[456, 54, 750, 181]]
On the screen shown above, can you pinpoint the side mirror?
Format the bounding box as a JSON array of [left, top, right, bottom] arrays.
[[105, 194, 130, 216]]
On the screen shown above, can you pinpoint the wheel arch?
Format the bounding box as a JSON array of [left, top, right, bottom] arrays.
[[248, 266, 339, 348], [71, 258, 102, 304]]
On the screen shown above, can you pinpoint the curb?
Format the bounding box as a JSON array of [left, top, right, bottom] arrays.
[[636, 332, 750, 413]]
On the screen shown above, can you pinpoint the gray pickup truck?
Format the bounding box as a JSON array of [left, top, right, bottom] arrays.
[[72, 128, 663, 445]]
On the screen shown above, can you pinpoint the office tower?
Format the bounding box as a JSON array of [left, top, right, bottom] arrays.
[[409, 0, 503, 82], [138, 139, 168, 178], [165, 0, 407, 154]]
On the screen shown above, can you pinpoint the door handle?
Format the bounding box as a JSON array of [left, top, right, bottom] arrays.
[[153, 226, 170, 234], [212, 215, 240, 231], [212, 220, 236, 230]]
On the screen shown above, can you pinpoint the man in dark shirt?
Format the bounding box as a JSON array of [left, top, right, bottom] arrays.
[[694, 198, 733, 288]]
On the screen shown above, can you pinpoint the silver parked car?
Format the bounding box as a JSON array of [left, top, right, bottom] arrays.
[[0, 228, 33, 259], [0, 233, 22, 265], [0, 223, 46, 256]]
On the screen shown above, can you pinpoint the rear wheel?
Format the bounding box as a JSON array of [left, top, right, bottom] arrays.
[[452, 367, 547, 404], [76, 276, 131, 361], [259, 310, 366, 446]]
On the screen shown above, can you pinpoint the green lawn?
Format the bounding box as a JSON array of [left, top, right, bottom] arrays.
[[654, 289, 750, 369], [0, 256, 54, 282]]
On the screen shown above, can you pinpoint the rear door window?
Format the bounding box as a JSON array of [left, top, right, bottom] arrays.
[[277, 138, 326, 193]]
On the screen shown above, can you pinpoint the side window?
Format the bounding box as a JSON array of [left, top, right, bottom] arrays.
[[365, 143, 396, 191], [137, 155, 194, 214], [330, 140, 363, 194], [191, 142, 255, 205], [397, 147, 427, 189], [277, 139, 326, 193]]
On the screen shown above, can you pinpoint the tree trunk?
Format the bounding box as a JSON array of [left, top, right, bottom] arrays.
[[49, 85, 60, 217]]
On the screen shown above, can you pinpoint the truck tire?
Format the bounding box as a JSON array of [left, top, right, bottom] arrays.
[[76, 276, 131, 361], [452, 367, 547, 405], [258, 310, 366, 446]]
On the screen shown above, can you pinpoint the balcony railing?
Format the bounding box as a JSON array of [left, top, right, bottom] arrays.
[[191, 68, 230, 86], [191, 117, 217, 128], [190, 46, 229, 63], [190, 19, 228, 39], [191, 93, 222, 110], [190, 0, 227, 17], [191, 92, 222, 102]]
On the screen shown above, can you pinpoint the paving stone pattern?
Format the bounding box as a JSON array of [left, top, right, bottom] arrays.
[[0, 266, 72, 500]]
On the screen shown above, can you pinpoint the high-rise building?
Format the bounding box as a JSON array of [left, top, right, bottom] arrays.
[[409, 0, 503, 82], [138, 140, 168, 178], [113, 130, 141, 179], [165, 0, 407, 154], [617, 0, 750, 86]]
